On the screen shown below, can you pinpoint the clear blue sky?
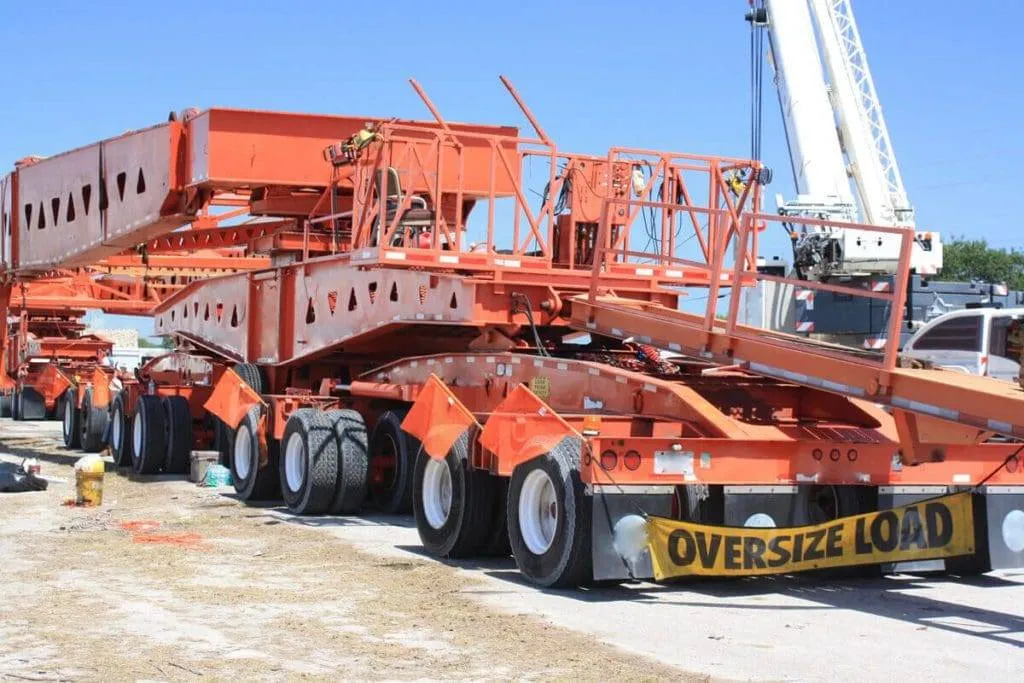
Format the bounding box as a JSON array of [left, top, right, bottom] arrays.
[[1, 0, 1020, 326]]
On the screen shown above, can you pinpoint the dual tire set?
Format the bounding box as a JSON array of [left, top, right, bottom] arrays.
[[1, 387, 50, 421]]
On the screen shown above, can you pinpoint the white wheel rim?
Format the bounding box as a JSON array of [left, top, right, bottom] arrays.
[[422, 458, 453, 529], [234, 423, 252, 480], [519, 469, 558, 555], [112, 407, 122, 449], [284, 431, 306, 493], [132, 411, 143, 457], [64, 399, 73, 437]]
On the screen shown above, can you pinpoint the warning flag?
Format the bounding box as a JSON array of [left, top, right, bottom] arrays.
[[400, 374, 479, 460], [203, 368, 264, 430], [479, 383, 581, 476]]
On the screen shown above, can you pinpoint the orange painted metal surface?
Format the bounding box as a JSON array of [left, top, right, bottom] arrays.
[[401, 374, 478, 460], [203, 367, 263, 430], [478, 383, 579, 476]]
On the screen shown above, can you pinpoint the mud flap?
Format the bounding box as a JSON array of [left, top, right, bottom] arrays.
[[590, 486, 673, 581]]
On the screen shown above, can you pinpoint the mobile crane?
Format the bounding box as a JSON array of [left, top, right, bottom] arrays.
[[2, 80, 1022, 587]]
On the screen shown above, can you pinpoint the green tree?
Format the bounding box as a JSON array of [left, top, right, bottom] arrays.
[[941, 237, 1024, 290]]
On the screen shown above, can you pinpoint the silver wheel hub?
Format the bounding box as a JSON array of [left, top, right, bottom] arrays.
[[284, 431, 306, 493], [112, 407, 122, 449], [519, 469, 558, 555], [132, 411, 143, 458], [422, 458, 453, 530], [64, 399, 73, 436], [234, 423, 253, 480]]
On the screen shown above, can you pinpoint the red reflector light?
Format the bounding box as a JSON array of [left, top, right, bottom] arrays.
[[600, 450, 618, 471], [623, 450, 641, 471]]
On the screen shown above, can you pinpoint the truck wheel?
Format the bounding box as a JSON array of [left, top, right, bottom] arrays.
[[233, 363, 266, 394], [19, 387, 46, 421], [162, 396, 193, 474], [12, 390, 21, 421], [280, 409, 338, 515], [481, 476, 512, 557], [79, 388, 108, 453], [413, 429, 497, 558], [132, 395, 166, 475], [368, 410, 416, 514], [62, 389, 81, 449], [324, 409, 369, 514], [507, 437, 592, 588], [0, 394, 12, 418], [231, 408, 279, 501], [109, 393, 132, 467]]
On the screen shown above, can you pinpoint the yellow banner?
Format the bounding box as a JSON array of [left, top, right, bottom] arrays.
[[647, 492, 975, 579]]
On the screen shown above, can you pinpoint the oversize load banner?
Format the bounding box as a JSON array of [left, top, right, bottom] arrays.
[[647, 492, 975, 579]]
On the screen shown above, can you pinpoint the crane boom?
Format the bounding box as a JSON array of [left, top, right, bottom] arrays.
[[755, 0, 942, 277]]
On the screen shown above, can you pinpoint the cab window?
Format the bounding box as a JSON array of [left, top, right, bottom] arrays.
[[912, 315, 982, 351]]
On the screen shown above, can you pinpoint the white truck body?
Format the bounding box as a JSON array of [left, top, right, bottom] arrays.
[[901, 307, 1024, 382]]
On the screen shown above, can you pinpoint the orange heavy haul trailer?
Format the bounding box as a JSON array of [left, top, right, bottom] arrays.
[[2, 78, 1022, 586]]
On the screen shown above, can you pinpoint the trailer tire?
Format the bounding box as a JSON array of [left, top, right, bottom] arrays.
[[413, 429, 497, 558], [19, 387, 46, 421], [132, 395, 166, 475], [368, 410, 416, 514], [482, 476, 512, 557], [233, 363, 266, 394], [324, 409, 369, 514], [109, 393, 132, 467], [507, 437, 592, 588], [79, 388, 108, 453], [61, 389, 81, 449], [279, 409, 338, 515], [12, 390, 21, 421], [231, 408, 279, 501], [162, 396, 193, 474], [0, 394, 10, 418]]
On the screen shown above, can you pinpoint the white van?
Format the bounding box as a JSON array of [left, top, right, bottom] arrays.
[[901, 307, 1024, 382]]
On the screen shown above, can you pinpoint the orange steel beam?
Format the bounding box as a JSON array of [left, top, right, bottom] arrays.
[[138, 220, 293, 254]]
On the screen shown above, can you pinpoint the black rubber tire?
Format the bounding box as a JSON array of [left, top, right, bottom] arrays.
[[230, 408, 280, 501], [481, 476, 512, 557], [0, 394, 12, 418], [162, 396, 193, 474], [507, 437, 592, 588], [108, 393, 132, 467], [233, 363, 266, 394], [61, 388, 81, 449], [368, 409, 417, 514], [413, 429, 498, 558], [279, 409, 339, 515], [324, 409, 369, 514], [19, 386, 46, 421], [12, 389, 21, 421], [79, 388, 109, 453], [132, 395, 167, 475]]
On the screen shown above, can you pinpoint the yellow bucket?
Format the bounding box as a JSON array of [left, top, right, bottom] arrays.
[[75, 470, 104, 506]]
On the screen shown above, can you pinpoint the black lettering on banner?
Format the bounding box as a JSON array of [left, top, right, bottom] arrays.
[[695, 532, 722, 569], [743, 537, 767, 569], [854, 518, 872, 554], [767, 535, 792, 568], [825, 524, 843, 558], [925, 501, 954, 548], [899, 507, 928, 551], [724, 536, 742, 570], [668, 529, 695, 567], [804, 529, 826, 561], [871, 511, 899, 552], [792, 533, 805, 563]]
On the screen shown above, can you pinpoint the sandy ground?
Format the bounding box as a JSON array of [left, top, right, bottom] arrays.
[[2, 419, 1023, 682], [0, 421, 684, 682]]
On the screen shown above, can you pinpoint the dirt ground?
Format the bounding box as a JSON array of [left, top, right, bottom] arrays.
[[0, 421, 689, 682]]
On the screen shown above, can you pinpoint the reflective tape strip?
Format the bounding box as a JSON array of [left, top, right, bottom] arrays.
[[635, 267, 654, 276], [796, 321, 814, 332], [666, 269, 683, 278], [891, 396, 959, 422], [988, 419, 1013, 433], [871, 281, 892, 292], [495, 258, 521, 268], [439, 255, 459, 264], [747, 362, 866, 397], [384, 250, 407, 261], [862, 338, 887, 349]]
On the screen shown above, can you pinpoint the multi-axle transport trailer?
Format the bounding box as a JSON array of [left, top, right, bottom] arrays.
[[2, 79, 1022, 586]]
